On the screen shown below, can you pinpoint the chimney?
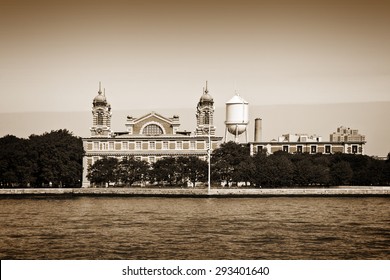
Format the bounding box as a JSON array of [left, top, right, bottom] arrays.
[[254, 118, 262, 142]]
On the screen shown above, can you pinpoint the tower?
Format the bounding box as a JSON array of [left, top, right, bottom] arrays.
[[225, 92, 249, 143], [90, 82, 112, 137], [196, 81, 216, 136]]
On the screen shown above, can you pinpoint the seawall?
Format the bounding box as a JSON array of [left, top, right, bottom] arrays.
[[0, 187, 390, 197]]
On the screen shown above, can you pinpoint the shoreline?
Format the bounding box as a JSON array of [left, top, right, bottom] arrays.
[[1, 187, 390, 197]]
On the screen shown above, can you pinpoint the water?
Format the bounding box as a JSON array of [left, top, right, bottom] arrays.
[[0, 197, 389, 259]]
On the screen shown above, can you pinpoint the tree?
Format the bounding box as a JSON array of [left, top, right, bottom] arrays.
[[116, 156, 149, 186], [87, 157, 119, 187], [149, 157, 177, 186], [0, 135, 35, 187], [291, 154, 330, 186], [211, 141, 251, 186], [330, 161, 353, 186], [177, 156, 207, 187], [29, 130, 84, 187]]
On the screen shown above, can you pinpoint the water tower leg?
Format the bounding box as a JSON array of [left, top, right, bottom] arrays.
[[224, 126, 228, 143], [235, 124, 239, 143]]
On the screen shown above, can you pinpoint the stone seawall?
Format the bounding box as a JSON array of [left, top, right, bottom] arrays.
[[0, 187, 390, 197]]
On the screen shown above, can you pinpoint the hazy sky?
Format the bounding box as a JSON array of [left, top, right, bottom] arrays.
[[1, 0, 389, 155], [1, 0, 389, 113]]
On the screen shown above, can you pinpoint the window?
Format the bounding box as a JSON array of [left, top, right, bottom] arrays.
[[190, 141, 196, 150], [97, 111, 103, 125], [325, 145, 331, 154], [93, 142, 99, 150], [352, 145, 358, 154], [149, 141, 156, 150], [143, 124, 163, 135], [149, 156, 156, 164], [100, 142, 108, 150], [283, 145, 289, 152], [109, 142, 114, 150], [311, 145, 317, 154], [297, 146, 303, 153], [163, 141, 168, 150], [135, 141, 141, 150], [122, 142, 128, 150], [93, 156, 99, 164], [176, 141, 183, 150], [204, 112, 210, 124], [257, 145, 264, 153]]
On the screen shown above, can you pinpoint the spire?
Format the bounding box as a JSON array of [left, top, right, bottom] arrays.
[[205, 80, 208, 94], [98, 81, 102, 94]]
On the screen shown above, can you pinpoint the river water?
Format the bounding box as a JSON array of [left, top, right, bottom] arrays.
[[0, 197, 389, 259]]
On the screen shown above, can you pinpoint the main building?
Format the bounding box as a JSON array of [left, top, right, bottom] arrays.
[[82, 82, 222, 187]]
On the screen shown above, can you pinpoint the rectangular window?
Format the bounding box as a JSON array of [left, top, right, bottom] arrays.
[[93, 142, 99, 150], [311, 145, 317, 154], [176, 141, 183, 150], [190, 141, 196, 150], [122, 142, 128, 150], [352, 145, 358, 154], [163, 141, 168, 150], [283, 145, 289, 152], [325, 145, 331, 154], [257, 145, 264, 153], [135, 141, 141, 150], [109, 142, 114, 150], [149, 156, 156, 164], [297, 145, 303, 153], [135, 156, 142, 161], [149, 141, 156, 150]]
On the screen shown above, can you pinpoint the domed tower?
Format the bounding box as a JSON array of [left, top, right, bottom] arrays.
[[196, 81, 215, 136], [90, 82, 112, 137]]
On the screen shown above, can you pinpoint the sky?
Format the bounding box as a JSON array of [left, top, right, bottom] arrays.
[[0, 0, 389, 155]]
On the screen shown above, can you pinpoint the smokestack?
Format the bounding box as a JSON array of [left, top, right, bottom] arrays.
[[254, 118, 262, 142]]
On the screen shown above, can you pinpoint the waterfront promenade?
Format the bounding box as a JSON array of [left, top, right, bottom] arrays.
[[1, 187, 390, 197]]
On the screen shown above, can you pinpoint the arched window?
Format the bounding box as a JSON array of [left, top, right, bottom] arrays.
[[142, 124, 163, 135], [204, 112, 210, 125], [97, 111, 103, 125]]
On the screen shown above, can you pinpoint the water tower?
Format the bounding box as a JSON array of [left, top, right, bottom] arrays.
[[225, 93, 249, 143]]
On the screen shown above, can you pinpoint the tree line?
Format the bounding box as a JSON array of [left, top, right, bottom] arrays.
[[87, 156, 207, 187], [87, 142, 390, 188], [0, 130, 83, 188]]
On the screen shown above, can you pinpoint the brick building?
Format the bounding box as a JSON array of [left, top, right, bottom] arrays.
[[82, 82, 222, 187]]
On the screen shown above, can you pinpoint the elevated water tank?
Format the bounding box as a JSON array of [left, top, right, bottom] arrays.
[[225, 94, 249, 140]]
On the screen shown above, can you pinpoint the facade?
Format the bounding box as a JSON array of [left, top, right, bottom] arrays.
[[249, 119, 365, 156], [82, 83, 222, 187], [330, 126, 366, 142]]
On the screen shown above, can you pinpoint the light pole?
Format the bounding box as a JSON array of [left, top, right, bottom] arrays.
[[207, 124, 211, 194]]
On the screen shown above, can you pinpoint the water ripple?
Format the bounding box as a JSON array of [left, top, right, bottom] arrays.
[[0, 197, 389, 259]]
